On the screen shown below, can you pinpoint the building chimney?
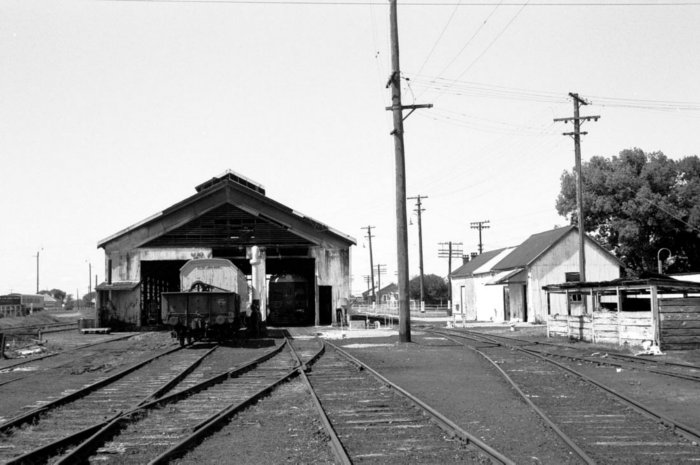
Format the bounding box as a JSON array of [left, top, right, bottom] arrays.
[[471, 252, 478, 259], [462, 255, 470, 265]]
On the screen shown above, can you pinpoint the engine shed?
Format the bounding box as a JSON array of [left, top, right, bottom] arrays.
[[96, 170, 355, 329]]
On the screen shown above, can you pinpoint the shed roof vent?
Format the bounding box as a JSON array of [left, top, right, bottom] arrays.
[[195, 170, 266, 195]]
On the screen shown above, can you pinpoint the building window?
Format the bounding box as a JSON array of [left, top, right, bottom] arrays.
[[565, 272, 580, 282]]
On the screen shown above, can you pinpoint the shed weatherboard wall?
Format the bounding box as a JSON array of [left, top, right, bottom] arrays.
[[310, 247, 351, 324], [529, 232, 621, 322], [472, 273, 507, 321], [108, 248, 213, 283]]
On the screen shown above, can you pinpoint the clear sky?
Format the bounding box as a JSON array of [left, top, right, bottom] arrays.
[[2, 0, 699, 298]]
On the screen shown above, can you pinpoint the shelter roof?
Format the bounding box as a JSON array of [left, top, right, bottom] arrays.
[[98, 171, 356, 252], [96, 281, 140, 291], [542, 274, 700, 294], [450, 248, 506, 278]]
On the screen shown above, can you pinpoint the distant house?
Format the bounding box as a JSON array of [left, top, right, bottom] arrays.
[[450, 248, 515, 321], [42, 294, 62, 310], [451, 226, 623, 323], [361, 283, 398, 306]]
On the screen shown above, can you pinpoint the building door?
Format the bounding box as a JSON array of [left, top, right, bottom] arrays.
[[318, 286, 332, 326], [522, 284, 528, 322]]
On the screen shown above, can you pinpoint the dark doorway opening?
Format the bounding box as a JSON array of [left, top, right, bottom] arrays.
[[266, 257, 316, 326], [140, 260, 187, 326], [319, 286, 332, 325]]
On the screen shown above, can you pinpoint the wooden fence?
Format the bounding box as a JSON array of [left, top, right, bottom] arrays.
[[659, 297, 700, 350], [547, 311, 653, 347]]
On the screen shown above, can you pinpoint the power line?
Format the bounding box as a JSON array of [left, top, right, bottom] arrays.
[[415, 0, 464, 77], [100, 1, 700, 6], [433, 0, 531, 102], [407, 74, 700, 111]]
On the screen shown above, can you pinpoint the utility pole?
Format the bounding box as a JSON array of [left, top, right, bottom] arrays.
[[362, 275, 372, 301], [361, 226, 376, 304], [554, 92, 600, 283], [35, 250, 40, 294], [386, 0, 432, 342], [470, 220, 490, 254], [408, 195, 427, 312], [439, 242, 463, 309], [376, 264, 387, 303], [88, 262, 92, 297]]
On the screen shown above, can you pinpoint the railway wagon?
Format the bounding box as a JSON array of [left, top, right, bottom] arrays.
[[161, 258, 249, 345], [268, 274, 312, 326]]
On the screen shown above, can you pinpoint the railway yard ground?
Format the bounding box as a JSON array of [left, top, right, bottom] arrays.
[[1, 314, 699, 464]]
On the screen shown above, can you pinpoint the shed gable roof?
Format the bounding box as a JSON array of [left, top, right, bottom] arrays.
[[450, 248, 506, 278], [98, 173, 356, 252], [492, 226, 575, 271]]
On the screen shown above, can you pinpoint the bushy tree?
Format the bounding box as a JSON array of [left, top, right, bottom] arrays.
[[409, 274, 448, 304], [556, 148, 700, 274], [38, 289, 66, 302]]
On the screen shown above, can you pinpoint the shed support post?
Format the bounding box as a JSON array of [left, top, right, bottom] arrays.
[[0, 333, 5, 359], [616, 287, 622, 346], [248, 246, 267, 322], [650, 285, 659, 346]]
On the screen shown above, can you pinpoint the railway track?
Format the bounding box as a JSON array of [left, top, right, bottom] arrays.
[[452, 328, 700, 383], [0, 333, 142, 392], [22, 340, 293, 464], [161, 334, 514, 464], [429, 329, 700, 464], [301, 338, 513, 464]]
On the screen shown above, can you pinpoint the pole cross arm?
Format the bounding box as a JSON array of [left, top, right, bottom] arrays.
[[553, 115, 601, 123], [385, 103, 433, 121]]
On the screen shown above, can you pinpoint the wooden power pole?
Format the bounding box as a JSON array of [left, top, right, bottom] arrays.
[[554, 92, 599, 283], [361, 226, 376, 304], [386, 0, 431, 342], [470, 220, 490, 255], [408, 195, 427, 312], [439, 241, 463, 309]]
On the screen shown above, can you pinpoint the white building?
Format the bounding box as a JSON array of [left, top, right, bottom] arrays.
[[451, 226, 623, 323]]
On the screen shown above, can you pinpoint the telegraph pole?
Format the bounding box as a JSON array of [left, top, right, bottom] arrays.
[[35, 250, 40, 293], [376, 264, 387, 303], [361, 226, 376, 304], [470, 220, 490, 254], [386, 0, 432, 342], [554, 92, 600, 283], [439, 242, 463, 308], [408, 195, 427, 312]]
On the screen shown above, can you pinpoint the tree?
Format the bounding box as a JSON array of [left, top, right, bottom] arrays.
[[556, 148, 700, 274], [38, 289, 66, 302], [82, 292, 96, 305], [409, 274, 449, 304]]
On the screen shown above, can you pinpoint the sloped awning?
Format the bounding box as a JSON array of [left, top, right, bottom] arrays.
[[96, 282, 140, 292], [486, 268, 525, 285]]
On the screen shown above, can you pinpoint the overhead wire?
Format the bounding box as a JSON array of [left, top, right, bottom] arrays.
[[417, 0, 504, 98], [100, 1, 700, 6], [414, 0, 464, 77], [432, 0, 531, 103]]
